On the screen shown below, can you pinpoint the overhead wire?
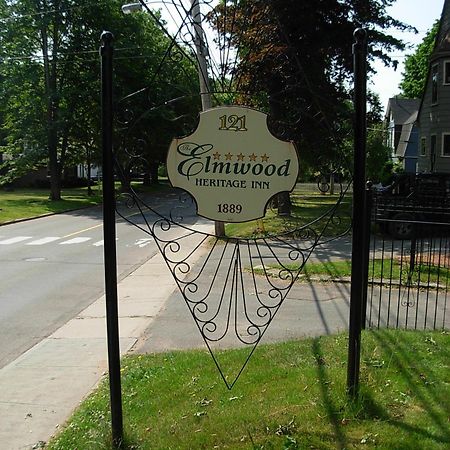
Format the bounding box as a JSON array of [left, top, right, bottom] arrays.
[[0, 0, 111, 23], [0, 44, 176, 62]]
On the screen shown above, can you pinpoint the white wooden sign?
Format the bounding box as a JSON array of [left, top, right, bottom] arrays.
[[167, 106, 299, 222]]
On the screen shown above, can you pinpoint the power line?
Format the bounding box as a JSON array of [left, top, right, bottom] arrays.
[[0, 1, 110, 23], [0, 45, 165, 62]]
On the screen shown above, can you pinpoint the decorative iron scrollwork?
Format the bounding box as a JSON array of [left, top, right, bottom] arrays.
[[111, 0, 354, 388]]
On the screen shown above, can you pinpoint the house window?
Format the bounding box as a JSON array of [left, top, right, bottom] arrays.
[[442, 133, 450, 157], [432, 64, 438, 104], [420, 137, 426, 156], [431, 134, 437, 171], [445, 61, 450, 84]]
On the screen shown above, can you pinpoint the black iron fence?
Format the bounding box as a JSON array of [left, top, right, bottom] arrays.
[[366, 199, 450, 331]]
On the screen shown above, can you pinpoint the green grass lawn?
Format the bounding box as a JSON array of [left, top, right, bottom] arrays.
[[0, 182, 168, 224], [46, 329, 449, 449], [0, 184, 349, 230], [0, 187, 103, 224], [260, 259, 450, 287], [225, 191, 352, 239]]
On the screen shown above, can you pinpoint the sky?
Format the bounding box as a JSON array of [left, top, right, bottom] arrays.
[[154, 0, 444, 113], [372, 0, 444, 110]]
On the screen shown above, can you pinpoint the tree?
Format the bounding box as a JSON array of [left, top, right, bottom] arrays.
[[0, 1, 199, 197], [400, 21, 439, 98], [366, 123, 392, 183], [209, 0, 412, 214], [212, 0, 412, 155]]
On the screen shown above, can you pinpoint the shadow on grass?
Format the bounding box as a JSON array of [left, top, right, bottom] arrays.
[[311, 331, 449, 449], [370, 329, 450, 445], [0, 185, 183, 227], [312, 338, 348, 449]]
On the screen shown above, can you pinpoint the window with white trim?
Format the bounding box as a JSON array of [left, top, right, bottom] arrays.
[[432, 64, 438, 104], [444, 60, 450, 85], [442, 133, 450, 157], [420, 137, 426, 156], [431, 135, 437, 172]]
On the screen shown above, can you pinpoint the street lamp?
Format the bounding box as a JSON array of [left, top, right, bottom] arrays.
[[121, 2, 143, 14], [121, 0, 224, 236]]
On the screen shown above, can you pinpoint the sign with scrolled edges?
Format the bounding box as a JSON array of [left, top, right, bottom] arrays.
[[166, 106, 299, 223]]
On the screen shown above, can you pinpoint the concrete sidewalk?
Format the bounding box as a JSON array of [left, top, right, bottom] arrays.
[[0, 225, 355, 449], [134, 277, 351, 354], [0, 221, 213, 449]]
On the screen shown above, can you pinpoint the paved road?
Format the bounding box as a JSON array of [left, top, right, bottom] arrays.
[[0, 189, 198, 368]]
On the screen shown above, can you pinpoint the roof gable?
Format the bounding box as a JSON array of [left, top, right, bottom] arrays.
[[433, 0, 450, 55], [386, 98, 420, 124], [418, 0, 450, 120]]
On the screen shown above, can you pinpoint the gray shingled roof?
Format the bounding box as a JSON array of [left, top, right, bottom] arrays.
[[433, 0, 450, 54], [397, 111, 418, 157], [385, 98, 420, 124]]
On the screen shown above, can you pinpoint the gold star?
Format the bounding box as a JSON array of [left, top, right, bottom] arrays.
[[225, 152, 233, 160], [236, 153, 245, 161], [213, 152, 221, 160], [261, 153, 269, 162], [249, 153, 257, 161]]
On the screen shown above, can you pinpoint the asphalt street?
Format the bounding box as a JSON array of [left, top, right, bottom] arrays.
[[0, 189, 196, 368]]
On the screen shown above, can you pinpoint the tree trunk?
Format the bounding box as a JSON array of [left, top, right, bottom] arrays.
[[41, 12, 62, 201], [215, 221, 225, 237], [121, 163, 132, 192], [271, 194, 279, 209], [277, 192, 291, 216], [269, 93, 292, 216], [143, 171, 151, 186], [87, 155, 93, 196], [48, 132, 61, 200], [149, 162, 159, 184]]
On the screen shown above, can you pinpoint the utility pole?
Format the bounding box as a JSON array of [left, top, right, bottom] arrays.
[[191, 0, 225, 237], [123, 1, 225, 236], [191, 0, 212, 111]]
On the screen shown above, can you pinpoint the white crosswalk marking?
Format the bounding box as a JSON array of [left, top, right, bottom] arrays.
[[0, 235, 152, 248], [60, 237, 92, 245], [92, 238, 119, 247], [135, 238, 152, 248], [26, 237, 60, 246], [0, 236, 32, 245]]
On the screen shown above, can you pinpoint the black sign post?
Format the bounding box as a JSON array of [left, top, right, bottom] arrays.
[[100, 31, 124, 448], [347, 28, 368, 398]]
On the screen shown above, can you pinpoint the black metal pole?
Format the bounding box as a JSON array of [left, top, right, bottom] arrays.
[[347, 28, 367, 398], [361, 181, 373, 330], [100, 31, 124, 447]]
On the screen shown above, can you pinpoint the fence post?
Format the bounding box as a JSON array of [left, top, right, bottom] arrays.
[[347, 28, 367, 398], [409, 236, 417, 273], [361, 181, 373, 330], [100, 30, 124, 448]]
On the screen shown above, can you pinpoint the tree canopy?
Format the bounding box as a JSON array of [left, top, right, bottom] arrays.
[[399, 20, 439, 99], [0, 0, 199, 196], [0, 0, 416, 198], [209, 0, 413, 171]]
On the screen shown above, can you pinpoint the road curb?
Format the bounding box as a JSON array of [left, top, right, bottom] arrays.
[[0, 204, 103, 227], [0, 218, 214, 449]]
